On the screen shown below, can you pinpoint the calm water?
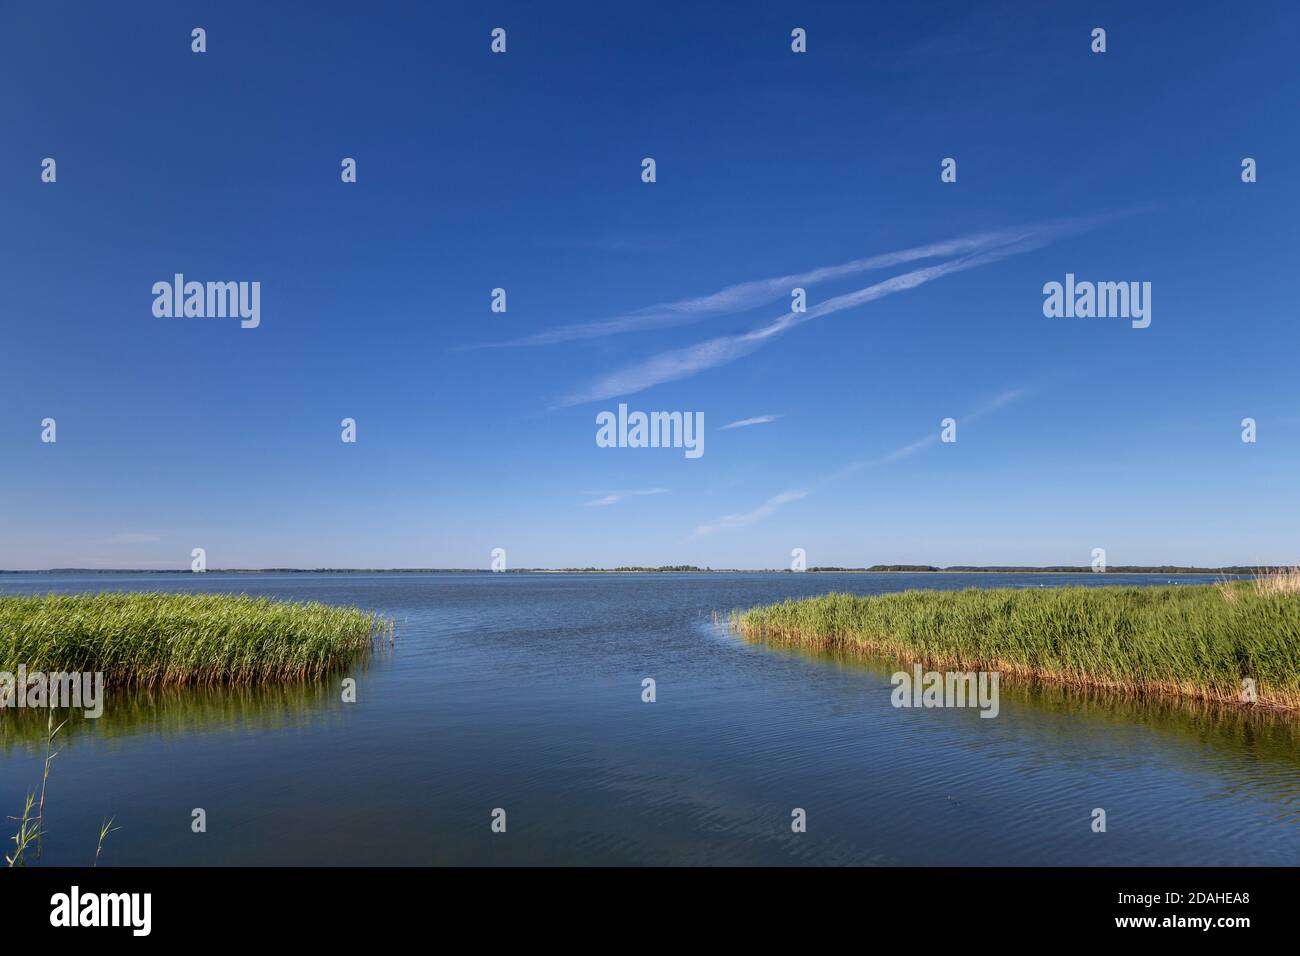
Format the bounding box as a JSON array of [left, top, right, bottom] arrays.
[[1, 572, 1296, 866]]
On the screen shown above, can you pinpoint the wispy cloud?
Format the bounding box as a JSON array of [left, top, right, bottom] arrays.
[[583, 488, 669, 507], [557, 237, 1054, 408], [720, 415, 780, 430], [822, 387, 1027, 482], [688, 388, 1029, 538], [689, 490, 809, 536], [549, 211, 1131, 408], [468, 226, 1049, 350]]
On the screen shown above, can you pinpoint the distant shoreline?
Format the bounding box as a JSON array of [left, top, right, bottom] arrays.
[[0, 566, 1273, 576]]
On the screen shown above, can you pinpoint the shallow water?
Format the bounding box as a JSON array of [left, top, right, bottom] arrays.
[[1, 571, 1295, 865]]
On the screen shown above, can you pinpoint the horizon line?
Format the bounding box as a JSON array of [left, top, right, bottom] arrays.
[[0, 565, 1276, 575]]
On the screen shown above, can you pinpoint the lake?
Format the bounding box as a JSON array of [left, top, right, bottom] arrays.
[[1, 572, 1296, 865]]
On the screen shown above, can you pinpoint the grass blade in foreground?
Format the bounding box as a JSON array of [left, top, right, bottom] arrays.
[[731, 574, 1300, 710], [0, 592, 390, 687]]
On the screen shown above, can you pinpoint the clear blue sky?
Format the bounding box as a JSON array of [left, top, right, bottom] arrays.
[[2, 1, 1297, 569]]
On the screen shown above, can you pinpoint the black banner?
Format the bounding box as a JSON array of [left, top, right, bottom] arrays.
[[0, 866, 1276, 940]]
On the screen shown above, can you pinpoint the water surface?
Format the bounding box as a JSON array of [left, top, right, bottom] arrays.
[[1, 572, 1295, 865]]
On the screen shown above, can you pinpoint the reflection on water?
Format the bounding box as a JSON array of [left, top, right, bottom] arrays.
[[1, 678, 348, 753], [1, 571, 1296, 865], [737, 631, 1300, 825], [1, 635, 392, 753]]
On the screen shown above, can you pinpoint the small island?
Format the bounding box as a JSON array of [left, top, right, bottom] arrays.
[[0, 593, 389, 687], [731, 571, 1300, 710]]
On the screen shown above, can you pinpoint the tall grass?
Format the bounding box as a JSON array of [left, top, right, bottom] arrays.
[[1248, 565, 1300, 597], [0, 592, 390, 687], [6, 714, 63, 866], [732, 576, 1300, 710], [6, 713, 116, 867], [93, 817, 119, 867]]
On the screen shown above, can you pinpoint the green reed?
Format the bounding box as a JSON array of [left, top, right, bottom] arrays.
[[731, 579, 1300, 709], [0, 592, 390, 687]]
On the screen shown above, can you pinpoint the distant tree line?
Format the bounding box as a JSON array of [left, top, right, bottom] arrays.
[[1, 565, 1277, 575]]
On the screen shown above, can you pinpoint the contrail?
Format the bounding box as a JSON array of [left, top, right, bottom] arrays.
[[556, 236, 1052, 409], [465, 227, 1047, 349], [687, 387, 1030, 538], [720, 415, 780, 430]]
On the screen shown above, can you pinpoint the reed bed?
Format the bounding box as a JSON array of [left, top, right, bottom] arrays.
[[0, 592, 390, 687], [731, 575, 1300, 710]]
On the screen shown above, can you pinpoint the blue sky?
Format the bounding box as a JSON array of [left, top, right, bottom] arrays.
[[2, 1, 1298, 569]]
